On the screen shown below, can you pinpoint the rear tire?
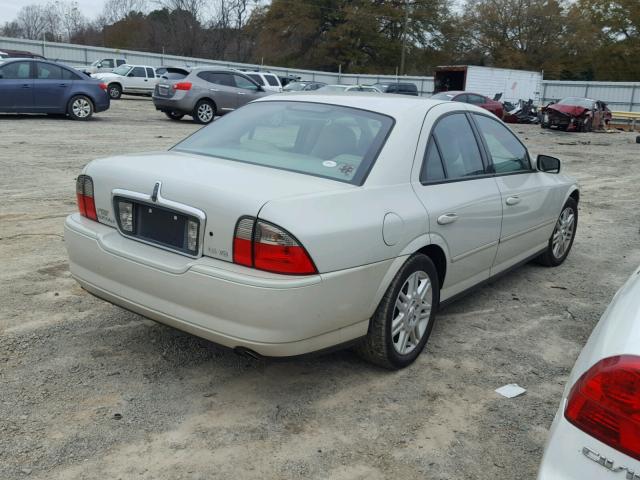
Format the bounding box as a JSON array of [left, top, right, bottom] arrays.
[[164, 111, 184, 121], [356, 254, 439, 369], [193, 99, 215, 124], [67, 95, 94, 121], [536, 197, 578, 267], [107, 83, 122, 100]]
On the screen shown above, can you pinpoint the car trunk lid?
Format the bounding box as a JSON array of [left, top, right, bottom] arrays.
[[85, 151, 352, 263]]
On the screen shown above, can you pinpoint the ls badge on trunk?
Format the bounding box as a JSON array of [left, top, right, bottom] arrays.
[[151, 181, 161, 202]]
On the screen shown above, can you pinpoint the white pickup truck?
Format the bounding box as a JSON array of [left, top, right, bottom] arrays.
[[76, 58, 127, 76], [93, 64, 159, 99]]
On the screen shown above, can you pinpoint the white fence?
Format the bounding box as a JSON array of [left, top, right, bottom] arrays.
[[2, 36, 640, 110]]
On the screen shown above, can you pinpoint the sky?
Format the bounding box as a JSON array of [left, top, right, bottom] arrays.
[[0, 0, 104, 24]]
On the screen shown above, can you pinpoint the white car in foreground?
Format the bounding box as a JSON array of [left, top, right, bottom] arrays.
[[538, 266, 640, 479], [64, 94, 579, 368]]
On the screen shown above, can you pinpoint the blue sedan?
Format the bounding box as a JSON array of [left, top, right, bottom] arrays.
[[0, 59, 110, 120]]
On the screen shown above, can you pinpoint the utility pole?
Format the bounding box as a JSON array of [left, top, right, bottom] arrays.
[[399, 0, 410, 76]]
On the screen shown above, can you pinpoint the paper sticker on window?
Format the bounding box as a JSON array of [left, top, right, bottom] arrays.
[[323, 160, 337, 168]]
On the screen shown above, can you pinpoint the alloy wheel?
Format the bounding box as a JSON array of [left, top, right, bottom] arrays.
[[197, 103, 213, 123], [72, 98, 91, 118], [391, 271, 432, 355], [552, 207, 575, 259]]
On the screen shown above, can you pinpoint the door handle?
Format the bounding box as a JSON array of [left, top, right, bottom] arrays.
[[209, 88, 219, 92], [437, 213, 458, 225], [21, 84, 30, 88], [237, 92, 247, 95], [506, 196, 521, 206], [58, 83, 68, 87], [144, 79, 148, 81]]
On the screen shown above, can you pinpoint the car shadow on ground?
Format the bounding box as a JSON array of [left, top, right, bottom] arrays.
[[0, 113, 106, 121]]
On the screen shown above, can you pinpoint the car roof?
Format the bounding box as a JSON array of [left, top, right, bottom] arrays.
[[255, 93, 447, 119]]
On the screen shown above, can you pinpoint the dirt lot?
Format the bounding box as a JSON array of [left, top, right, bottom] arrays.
[[1, 98, 639, 480]]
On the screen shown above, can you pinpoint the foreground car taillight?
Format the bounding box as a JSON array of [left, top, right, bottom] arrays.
[[173, 82, 192, 91], [232, 217, 317, 275], [98, 82, 107, 91], [565, 355, 640, 460], [76, 174, 97, 221]]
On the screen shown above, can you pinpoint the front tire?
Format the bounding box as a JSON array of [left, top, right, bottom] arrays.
[[193, 99, 215, 124], [356, 254, 439, 369], [536, 197, 578, 266], [107, 83, 122, 100], [67, 95, 94, 121]]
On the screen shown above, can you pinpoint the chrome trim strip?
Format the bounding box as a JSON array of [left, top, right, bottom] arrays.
[[111, 187, 207, 259], [499, 218, 555, 243], [451, 240, 498, 263]]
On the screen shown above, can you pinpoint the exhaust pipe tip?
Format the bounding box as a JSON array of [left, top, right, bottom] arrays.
[[234, 346, 262, 360]]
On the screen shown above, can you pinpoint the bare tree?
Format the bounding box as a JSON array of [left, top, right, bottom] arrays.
[[16, 4, 47, 39], [58, 1, 87, 41], [100, 0, 147, 25]]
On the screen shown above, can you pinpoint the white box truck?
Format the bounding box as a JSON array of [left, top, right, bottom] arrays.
[[434, 65, 543, 103]]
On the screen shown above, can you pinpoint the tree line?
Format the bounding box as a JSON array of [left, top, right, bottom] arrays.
[[2, 0, 639, 81]]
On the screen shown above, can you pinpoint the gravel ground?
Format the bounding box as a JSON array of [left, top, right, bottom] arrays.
[[1, 98, 639, 480]]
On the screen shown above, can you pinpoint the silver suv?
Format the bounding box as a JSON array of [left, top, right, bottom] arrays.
[[153, 67, 272, 124]]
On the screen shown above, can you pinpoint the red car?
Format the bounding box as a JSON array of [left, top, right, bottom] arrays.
[[541, 97, 611, 132], [431, 91, 504, 118]]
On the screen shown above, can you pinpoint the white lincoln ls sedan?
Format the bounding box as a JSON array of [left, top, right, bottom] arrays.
[[65, 94, 579, 368], [538, 266, 640, 479]]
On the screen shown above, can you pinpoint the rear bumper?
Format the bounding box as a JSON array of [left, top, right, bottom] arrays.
[[152, 95, 194, 114], [538, 401, 640, 479], [94, 96, 110, 113], [64, 214, 393, 356]]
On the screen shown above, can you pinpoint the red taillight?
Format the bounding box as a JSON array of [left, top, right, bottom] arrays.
[[98, 82, 107, 91], [232, 217, 317, 275], [76, 174, 97, 221], [565, 355, 640, 461], [233, 217, 253, 267], [173, 82, 192, 91]]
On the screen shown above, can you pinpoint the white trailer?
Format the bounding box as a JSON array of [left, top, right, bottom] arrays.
[[434, 65, 543, 103]]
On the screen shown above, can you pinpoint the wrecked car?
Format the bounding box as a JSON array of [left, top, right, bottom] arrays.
[[503, 99, 539, 124], [541, 97, 611, 132]]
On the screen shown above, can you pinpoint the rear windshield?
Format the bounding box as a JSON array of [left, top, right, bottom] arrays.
[[283, 82, 305, 91], [162, 70, 188, 80], [559, 97, 595, 108], [173, 101, 394, 185], [431, 92, 456, 100]]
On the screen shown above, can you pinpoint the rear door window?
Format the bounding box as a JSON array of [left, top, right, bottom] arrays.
[[432, 113, 485, 179], [36, 62, 63, 80], [200, 72, 234, 87], [62, 68, 80, 80], [0, 61, 31, 79], [420, 137, 446, 182], [116, 59, 126, 66], [145, 67, 155, 78], [473, 114, 531, 173]]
